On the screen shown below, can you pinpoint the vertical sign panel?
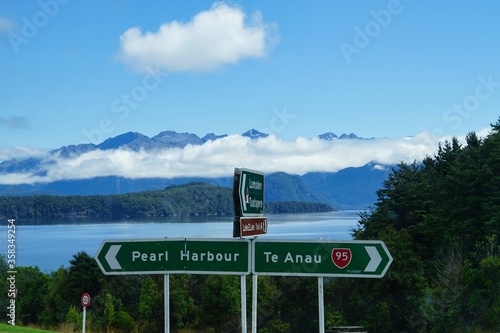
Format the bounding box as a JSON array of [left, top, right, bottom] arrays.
[[233, 168, 266, 237], [236, 168, 264, 217]]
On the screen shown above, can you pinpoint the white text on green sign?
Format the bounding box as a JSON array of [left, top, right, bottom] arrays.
[[238, 168, 264, 216], [252, 239, 393, 278], [95, 238, 251, 275]]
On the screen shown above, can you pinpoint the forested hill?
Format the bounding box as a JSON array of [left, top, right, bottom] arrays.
[[0, 182, 332, 220], [343, 119, 500, 332]]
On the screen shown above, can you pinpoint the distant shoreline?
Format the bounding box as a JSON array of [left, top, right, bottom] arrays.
[[0, 182, 334, 221], [1, 206, 338, 226]]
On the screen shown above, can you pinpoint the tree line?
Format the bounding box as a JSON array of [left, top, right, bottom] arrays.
[[346, 119, 500, 332], [0, 182, 332, 221]]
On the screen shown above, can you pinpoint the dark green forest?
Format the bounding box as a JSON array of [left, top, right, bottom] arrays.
[[346, 119, 500, 332], [0, 182, 332, 221], [1, 119, 499, 332]]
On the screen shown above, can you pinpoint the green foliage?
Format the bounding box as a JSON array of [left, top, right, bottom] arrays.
[[15, 266, 50, 325], [0, 255, 9, 322], [39, 268, 69, 326], [0, 323, 61, 332], [65, 305, 82, 331], [351, 117, 500, 332], [0, 182, 332, 220], [38, 252, 105, 329], [137, 276, 163, 332], [193, 275, 241, 331], [420, 244, 468, 332], [63, 252, 106, 306], [0, 182, 235, 219], [169, 274, 195, 329], [324, 309, 348, 328], [258, 276, 319, 332], [113, 310, 136, 332], [253, 275, 283, 329], [102, 293, 115, 331], [259, 320, 291, 333]]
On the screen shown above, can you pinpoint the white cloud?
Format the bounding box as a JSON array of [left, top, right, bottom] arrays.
[[0, 146, 49, 162], [0, 133, 444, 185], [475, 127, 491, 139], [371, 164, 387, 171], [117, 2, 277, 73]]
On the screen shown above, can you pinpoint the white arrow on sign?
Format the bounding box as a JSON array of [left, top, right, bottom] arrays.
[[105, 245, 122, 270], [364, 246, 382, 272], [240, 173, 247, 211]]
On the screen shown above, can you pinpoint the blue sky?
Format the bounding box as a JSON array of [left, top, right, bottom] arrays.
[[0, 1, 499, 182]]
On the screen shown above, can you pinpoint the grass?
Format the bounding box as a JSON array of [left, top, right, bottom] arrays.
[[0, 324, 62, 333]]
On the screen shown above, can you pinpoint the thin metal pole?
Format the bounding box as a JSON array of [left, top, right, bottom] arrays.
[[252, 274, 258, 333], [318, 276, 325, 333], [241, 275, 247, 333], [165, 274, 170, 333], [82, 306, 86, 333]]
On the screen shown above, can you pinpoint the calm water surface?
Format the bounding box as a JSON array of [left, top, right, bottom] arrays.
[[2, 210, 362, 272]]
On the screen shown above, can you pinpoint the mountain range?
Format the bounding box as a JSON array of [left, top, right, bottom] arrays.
[[53, 128, 367, 156], [0, 129, 392, 209]]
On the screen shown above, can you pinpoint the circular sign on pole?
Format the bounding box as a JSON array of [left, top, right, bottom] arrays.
[[81, 293, 91, 308]]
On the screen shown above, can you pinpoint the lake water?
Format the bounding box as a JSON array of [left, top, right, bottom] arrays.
[[1, 210, 362, 273]]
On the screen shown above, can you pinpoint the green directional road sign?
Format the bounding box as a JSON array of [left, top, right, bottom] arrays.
[[95, 238, 251, 275], [233, 168, 264, 217], [252, 239, 393, 278]]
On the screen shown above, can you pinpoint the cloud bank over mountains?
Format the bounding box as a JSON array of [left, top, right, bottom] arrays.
[[0, 130, 454, 186]]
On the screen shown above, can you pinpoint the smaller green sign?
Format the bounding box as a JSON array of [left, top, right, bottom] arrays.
[[234, 168, 264, 216], [95, 238, 251, 275], [252, 239, 393, 278]]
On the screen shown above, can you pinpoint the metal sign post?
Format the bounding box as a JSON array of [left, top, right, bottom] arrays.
[[81, 293, 90, 333], [165, 274, 169, 333]]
